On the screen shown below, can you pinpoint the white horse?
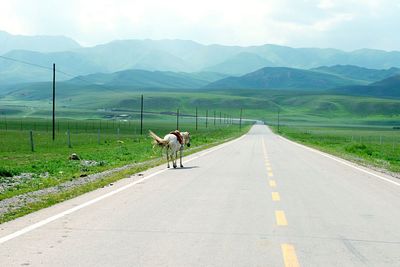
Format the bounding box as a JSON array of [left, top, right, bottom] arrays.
[[149, 130, 191, 168]]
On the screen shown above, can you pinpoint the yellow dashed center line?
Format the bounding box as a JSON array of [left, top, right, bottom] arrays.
[[281, 244, 300, 267], [271, 192, 281, 201], [263, 138, 299, 265], [275, 210, 288, 226]]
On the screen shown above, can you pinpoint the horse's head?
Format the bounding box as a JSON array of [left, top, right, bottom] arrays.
[[181, 131, 191, 147]]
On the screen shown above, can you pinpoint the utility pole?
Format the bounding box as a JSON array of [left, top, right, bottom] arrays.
[[140, 94, 143, 135], [52, 63, 56, 140]]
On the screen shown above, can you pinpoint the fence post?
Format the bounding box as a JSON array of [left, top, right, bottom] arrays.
[[239, 108, 243, 130], [195, 107, 198, 131], [219, 112, 222, 124], [277, 108, 280, 132], [140, 94, 144, 135], [98, 128, 101, 144], [117, 128, 120, 139], [206, 110, 208, 128], [214, 110, 216, 126], [30, 130, 34, 152], [67, 128, 72, 148]]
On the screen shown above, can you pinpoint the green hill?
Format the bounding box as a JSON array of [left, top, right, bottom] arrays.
[[312, 65, 400, 83], [334, 74, 400, 98], [68, 69, 226, 88], [205, 67, 361, 90], [0, 69, 228, 99]]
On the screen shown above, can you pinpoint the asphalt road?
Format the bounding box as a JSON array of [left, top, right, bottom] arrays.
[[1, 125, 400, 266]]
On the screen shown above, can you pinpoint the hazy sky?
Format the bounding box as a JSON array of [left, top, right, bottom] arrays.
[[1, 0, 399, 51]]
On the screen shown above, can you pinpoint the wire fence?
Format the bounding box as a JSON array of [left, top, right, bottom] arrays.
[[0, 55, 249, 152]]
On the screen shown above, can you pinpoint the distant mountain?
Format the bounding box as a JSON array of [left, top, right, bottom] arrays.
[[312, 65, 400, 83], [205, 67, 361, 90], [0, 31, 80, 54], [67, 69, 226, 89], [334, 74, 400, 98], [1, 31, 400, 85], [0, 50, 103, 84], [1, 69, 227, 102], [203, 52, 274, 75]]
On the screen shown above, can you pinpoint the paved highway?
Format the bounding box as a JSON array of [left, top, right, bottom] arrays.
[[1, 125, 399, 266]]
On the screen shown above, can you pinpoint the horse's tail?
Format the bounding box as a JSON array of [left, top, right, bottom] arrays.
[[149, 130, 168, 146]]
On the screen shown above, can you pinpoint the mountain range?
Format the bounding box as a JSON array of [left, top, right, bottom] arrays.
[[2, 31, 400, 85], [0, 31, 80, 54]]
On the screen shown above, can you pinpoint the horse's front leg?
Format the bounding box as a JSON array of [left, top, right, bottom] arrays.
[[180, 146, 184, 168]]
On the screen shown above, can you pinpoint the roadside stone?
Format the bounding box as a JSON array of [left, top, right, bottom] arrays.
[[80, 160, 99, 167], [40, 172, 50, 178], [69, 153, 80, 160]]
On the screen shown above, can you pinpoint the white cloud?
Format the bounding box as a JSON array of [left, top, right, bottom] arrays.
[[0, 0, 399, 50]]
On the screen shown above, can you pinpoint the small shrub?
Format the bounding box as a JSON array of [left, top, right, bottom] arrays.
[[345, 144, 373, 156], [0, 167, 19, 177]]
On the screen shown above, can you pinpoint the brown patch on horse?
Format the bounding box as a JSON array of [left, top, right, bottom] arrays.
[[169, 130, 183, 145]]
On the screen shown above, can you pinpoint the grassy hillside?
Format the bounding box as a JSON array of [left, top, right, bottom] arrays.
[[2, 83, 400, 128], [312, 65, 400, 83], [68, 69, 227, 88], [334, 74, 400, 98], [205, 67, 361, 90]]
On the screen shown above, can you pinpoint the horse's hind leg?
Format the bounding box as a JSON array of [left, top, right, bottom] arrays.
[[173, 152, 177, 168], [166, 147, 170, 168], [180, 147, 184, 168]]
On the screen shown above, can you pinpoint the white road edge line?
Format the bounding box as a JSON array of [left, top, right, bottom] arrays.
[[277, 135, 400, 187], [0, 134, 246, 244]]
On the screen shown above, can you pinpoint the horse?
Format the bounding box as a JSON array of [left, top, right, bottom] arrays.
[[149, 130, 191, 168]]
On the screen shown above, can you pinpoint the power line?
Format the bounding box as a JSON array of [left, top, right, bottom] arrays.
[[0, 55, 53, 71], [0, 55, 128, 95]]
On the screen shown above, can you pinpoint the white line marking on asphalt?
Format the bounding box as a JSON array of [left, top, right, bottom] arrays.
[[278, 135, 400, 187], [0, 134, 246, 244], [0, 169, 165, 245]]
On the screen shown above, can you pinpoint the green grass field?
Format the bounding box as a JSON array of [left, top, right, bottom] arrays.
[[272, 125, 400, 173], [2, 86, 400, 200], [0, 116, 250, 201]]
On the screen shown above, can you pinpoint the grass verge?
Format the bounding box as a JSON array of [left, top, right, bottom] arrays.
[[0, 125, 251, 224], [271, 125, 400, 174]]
